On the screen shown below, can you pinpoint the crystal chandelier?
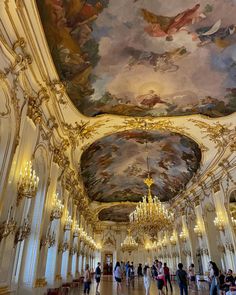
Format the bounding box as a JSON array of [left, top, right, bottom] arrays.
[[50, 193, 64, 221], [64, 211, 73, 231], [129, 176, 174, 237], [17, 161, 39, 204], [121, 229, 138, 254]]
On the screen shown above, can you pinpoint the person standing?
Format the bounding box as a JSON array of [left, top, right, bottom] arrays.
[[84, 264, 92, 295], [137, 263, 143, 277], [188, 263, 196, 290], [164, 262, 173, 292], [130, 262, 135, 287], [95, 262, 101, 295], [126, 261, 131, 286], [157, 261, 165, 295], [176, 263, 188, 295], [209, 261, 219, 295], [143, 263, 152, 295], [114, 261, 122, 293]]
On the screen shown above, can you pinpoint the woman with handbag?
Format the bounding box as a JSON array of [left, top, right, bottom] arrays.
[[84, 264, 92, 294]]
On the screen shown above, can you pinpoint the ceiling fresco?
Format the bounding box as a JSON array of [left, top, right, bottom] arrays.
[[80, 130, 201, 203], [37, 0, 236, 117], [98, 205, 136, 222]]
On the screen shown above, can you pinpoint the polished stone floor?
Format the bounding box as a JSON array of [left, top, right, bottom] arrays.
[[70, 276, 209, 295]]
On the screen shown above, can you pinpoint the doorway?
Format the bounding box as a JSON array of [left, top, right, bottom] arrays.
[[103, 253, 113, 275]]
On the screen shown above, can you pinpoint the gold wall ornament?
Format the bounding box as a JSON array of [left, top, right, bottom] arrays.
[[129, 176, 174, 237], [0, 207, 17, 242], [217, 244, 226, 253], [73, 221, 80, 238], [17, 161, 39, 205], [46, 80, 67, 104], [69, 247, 77, 256], [14, 217, 31, 244], [40, 230, 56, 249], [225, 242, 234, 252], [231, 216, 236, 231], [34, 278, 47, 288], [62, 119, 105, 146], [50, 193, 64, 221], [189, 119, 236, 151], [58, 241, 69, 253], [113, 117, 188, 135], [0, 285, 11, 295], [52, 146, 69, 168], [212, 180, 220, 193], [26, 88, 49, 125]]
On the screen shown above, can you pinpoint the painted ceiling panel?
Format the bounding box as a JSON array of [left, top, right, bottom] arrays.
[[80, 130, 201, 202], [98, 205, 136, 222], [37, 0, 236, 117]]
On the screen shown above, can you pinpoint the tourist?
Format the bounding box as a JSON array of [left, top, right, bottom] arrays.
[[164, 262, 173, 292], [83, 264, 92, 295], [143, 263, 152, 295], [120, 261, 125, 278], [157, 261, 165, 295], [219, 271, 225, 295], [126, 261, 131, 286], [176, 263, 188, 295], [114, 261, 122, 293], [138, 263, 143, 277], [95, 262, 101, 295], [130, 261, 135, 287], [209, 261, 220, 295], [188, 263, 196, 290], [223, 269, 235, 293], [151, 260, 158, 278]]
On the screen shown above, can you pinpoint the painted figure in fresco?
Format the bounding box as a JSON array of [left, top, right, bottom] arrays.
[[126, 46, 189, 72], [192, 19, 236, 48], [141, 3, 204, 40], [135, 90, 167, 108]]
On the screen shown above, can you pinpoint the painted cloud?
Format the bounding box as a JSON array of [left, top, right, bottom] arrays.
[[37, 0, 236, 117]]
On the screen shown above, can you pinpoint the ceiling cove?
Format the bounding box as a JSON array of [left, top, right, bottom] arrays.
[[80, 130, 201, 203]]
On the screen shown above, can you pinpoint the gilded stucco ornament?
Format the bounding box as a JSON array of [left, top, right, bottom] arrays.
[[51, 141, 69, 168], [46, 80, 67, 105], [114, 117, 189, 135], [26, 88, 49, 125], [189, 119, 236, 151], [212, 179, 221, 193], [62, 120, 105, 147], [34, 278, 47, 288]]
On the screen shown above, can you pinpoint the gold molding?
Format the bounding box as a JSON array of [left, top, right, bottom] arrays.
[[0, 286, 10, 295], [34, 277, 47, 288]]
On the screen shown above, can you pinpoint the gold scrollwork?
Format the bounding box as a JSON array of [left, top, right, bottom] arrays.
[[34, 278, 47, 288], [62, 120, 105, 146], [113, 118, 189, 135], [189, 119, 236, 151]]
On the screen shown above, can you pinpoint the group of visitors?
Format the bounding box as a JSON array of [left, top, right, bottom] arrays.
[[208, 261, 236, 295], [84, 260, 236, 295]]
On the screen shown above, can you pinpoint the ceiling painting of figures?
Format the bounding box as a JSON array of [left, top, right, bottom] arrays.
[[98, 205, 136, 222], [80, 130, 201, 203], [37, 0, 236, 117]]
